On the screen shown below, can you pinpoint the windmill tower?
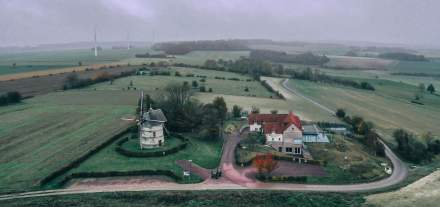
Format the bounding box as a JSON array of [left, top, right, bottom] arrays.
[[138, 91, 167, 149], [94, 26, 98, 57]]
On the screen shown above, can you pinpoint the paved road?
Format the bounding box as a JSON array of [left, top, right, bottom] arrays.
[[0, 79, 409, 201]]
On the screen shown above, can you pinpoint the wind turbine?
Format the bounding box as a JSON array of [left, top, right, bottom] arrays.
[[127, 31, 131, 50], [94, 26, 98, 57]]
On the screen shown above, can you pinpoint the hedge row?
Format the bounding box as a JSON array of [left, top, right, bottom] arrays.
[[58, 169, 182, 187], [39, 125, 136, 186], [235, 145, 321, 166], [261, 80, 285, 99], [257, 175, 308, 183], [115, 133, 189, 158]]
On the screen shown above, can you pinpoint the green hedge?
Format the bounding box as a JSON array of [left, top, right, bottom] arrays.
[[234, 144, 321, 167], [40, 125, 136, 186], [58, 170, 182, 187], [257, 175, 308, 183], [115, 133, 189, 158]]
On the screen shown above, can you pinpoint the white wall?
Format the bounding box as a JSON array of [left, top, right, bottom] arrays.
[[249, 122, 261, 132]]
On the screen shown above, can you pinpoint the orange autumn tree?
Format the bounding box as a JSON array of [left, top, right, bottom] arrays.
[[253, 153, 279, 176]]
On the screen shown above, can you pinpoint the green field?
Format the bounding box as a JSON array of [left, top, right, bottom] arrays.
[[0, 91, 137, 193], [389, 59, 440, 74], [287, 78, 440, 142], [87, 67, 277, 98], [0, 48, 151, 76]]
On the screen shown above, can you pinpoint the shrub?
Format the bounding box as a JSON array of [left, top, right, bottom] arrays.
[[0, 91, 22, 106], [393, 129, 432, 163], [232, 105, 242, 118], [336, 108, 346, 118]]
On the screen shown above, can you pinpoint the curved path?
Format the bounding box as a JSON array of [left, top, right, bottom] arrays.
[[0, 79, 408, 201]]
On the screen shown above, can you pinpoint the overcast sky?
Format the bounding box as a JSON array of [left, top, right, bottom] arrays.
[[0, 0, 439, 47]]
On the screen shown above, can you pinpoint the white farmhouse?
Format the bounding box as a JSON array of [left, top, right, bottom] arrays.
[[139, 107, 167, 149], [248, 112, 328, 160], [248, 112, 304, 155]]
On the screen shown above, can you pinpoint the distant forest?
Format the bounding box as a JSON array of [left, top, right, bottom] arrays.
[[250, 50, 330, 65], [152, 40, 249, 55], [378, 52, 427, 61]]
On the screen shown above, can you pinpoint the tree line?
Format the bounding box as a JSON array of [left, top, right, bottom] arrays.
[[63, 70, 136, 90], [250, 50, 330, 66], [152, 40, 249, 55], [289, 68, 375, 91], [378, 52, 427, 61], [141, 83, 227, 140]]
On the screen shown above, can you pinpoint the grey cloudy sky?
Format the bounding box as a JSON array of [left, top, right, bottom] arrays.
[[0, 0, 439, 47]]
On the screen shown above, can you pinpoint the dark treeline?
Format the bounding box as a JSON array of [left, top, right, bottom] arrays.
[[250, 50, 330, 65], [152, 40, 249, 55], [393, 129, 439, 163], [135, 53, 167, 58], [289, 68, 375, 91], [63, 70, 136, 90], [391, 72, 440, 77], [142, 84, 227, 140], [0, 91, 22, 106], [379, 52, 427, 61]]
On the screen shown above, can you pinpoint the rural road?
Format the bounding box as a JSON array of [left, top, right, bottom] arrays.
[[0, 78, 408, 201]]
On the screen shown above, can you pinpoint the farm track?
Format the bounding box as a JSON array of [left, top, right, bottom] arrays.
[[0, 78, 409, 201]]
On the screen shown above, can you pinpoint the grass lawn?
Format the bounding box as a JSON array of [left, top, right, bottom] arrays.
[[86, 67, 277, 98], [121, 135, 184, 152], [50, 132, 223, 185], [0, 91, 137, 193], [1, 190, 366, 207], [236, 144, 286, 164], [287, 78, 440, 143], [307, 134, 390, 184]]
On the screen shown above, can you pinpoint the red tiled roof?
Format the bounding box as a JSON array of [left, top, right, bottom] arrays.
[[248, 112, 302, 134]]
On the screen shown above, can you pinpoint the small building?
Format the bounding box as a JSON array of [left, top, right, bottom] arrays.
[[139, 107, 167, 149], [248, 112, 304, 155], [302, 124, 329, 143]]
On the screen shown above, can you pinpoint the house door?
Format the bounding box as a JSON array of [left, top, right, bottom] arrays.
[[159, 140, 162, 146]]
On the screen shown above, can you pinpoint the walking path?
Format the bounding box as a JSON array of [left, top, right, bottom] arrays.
[[0, 78, 408, 201]]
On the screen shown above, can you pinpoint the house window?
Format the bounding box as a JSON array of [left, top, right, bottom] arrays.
[[286, 147, 293, 152], [153, 132, 156, 137], [278, 147, 282, 152], [294, 147, 301, 154]]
